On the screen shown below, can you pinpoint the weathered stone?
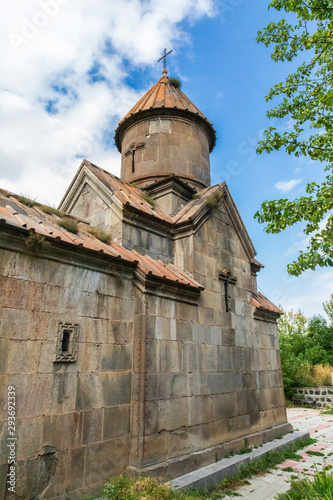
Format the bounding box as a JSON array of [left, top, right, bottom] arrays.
[[143, 432, 171, 464], [65, 447, 86, 492], [76, 372, 131, 410], [147, 373, 171, 400], [85, 436, 130, 486], [157, 398, 189, 432], [160, 340, 183, 373], [16, 417, 44, 461], [82, 408, 103, 445], [43, 412, 82, 450], [13, 446, 60, 500], [101, 344, 132, 371], [188, 396, 214, 425], [103, 405, 131, 440]]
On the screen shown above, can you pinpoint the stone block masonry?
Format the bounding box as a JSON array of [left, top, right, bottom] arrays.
[[0, 248, 135, 499], [293, 387, 333, 408]]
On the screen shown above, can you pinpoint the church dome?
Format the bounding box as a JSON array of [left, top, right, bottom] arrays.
[[115, 69, 216, 153], [115, 69, 217, 190]]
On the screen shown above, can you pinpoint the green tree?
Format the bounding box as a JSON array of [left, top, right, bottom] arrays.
[[255, 0, 333, 276], [277, 304, 333, 396], [307, 314, 333, 364], [277, 309, 309, 397], [323, 292, 333, 324]]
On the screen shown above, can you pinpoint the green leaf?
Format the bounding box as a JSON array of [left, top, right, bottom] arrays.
[[256, 2, 333, 275]]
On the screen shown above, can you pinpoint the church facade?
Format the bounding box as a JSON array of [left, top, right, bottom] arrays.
[[0, 70, 291, 499]]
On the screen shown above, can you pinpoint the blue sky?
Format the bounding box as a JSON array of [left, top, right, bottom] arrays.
[[0, 0, 331, 317]]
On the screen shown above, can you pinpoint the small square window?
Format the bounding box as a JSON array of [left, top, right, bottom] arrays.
[[54, 322, 79, 363]]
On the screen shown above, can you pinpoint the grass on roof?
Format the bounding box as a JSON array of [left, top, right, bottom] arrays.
[[41, 205, 63, 217], [140, 192, 156, 208], [206, 191, 222, 209], [15, 195, 36, 207], [58, 218, 79, 234], [88, 227, 111, 244], [0, 188, 11, 197], [168, 77, 182, 89], [24, 230, 50, 252]]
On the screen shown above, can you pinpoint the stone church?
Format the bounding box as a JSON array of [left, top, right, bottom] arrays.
[[0, 69, 291, 499]]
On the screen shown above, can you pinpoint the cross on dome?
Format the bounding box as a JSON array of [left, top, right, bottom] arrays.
[[157, 48, 173, 73]]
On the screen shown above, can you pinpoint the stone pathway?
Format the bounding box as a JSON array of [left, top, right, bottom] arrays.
[[221, 407, 333, 500]]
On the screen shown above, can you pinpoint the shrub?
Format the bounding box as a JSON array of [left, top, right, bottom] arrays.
[[41, 205, 63, 217], [168, 77, 182, 89], [206, 192, 222, 209], [102, 474, 194, 500], [140, 192, 156, 208], [58, 218, 79, 234], [304, 364, 333, 387], [24, 230, 49, 252], [16, 195, 35, 207], [278, 308, 333, 395], [88, 228, 111, 244]]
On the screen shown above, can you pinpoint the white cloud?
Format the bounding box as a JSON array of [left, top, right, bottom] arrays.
[[274, 178, 302, 193], [282, 268, 333, 318], [283, 215, 331, 258], [0, 0, 215, 205], [283, 236, 309, 258]]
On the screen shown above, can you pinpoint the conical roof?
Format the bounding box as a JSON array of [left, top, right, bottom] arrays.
[[115, 69, 216, 152]]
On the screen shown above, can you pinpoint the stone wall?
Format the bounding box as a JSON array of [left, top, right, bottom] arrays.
[[0, 248, 135, 499], [70, 182, 111, 231], [120, 117, 211, 189], [122, 223, 173, 263], [293, 387, 333, 408], [138, 201, 289, 477]]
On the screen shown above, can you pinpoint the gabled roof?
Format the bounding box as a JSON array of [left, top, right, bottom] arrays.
[[59, 160, 257, 260], [0, 192, 202, 292], [173, 182, 257, 260], [114, 70, 216, 152], [252, 291, 282, 317], [59, 160, 173, 223]]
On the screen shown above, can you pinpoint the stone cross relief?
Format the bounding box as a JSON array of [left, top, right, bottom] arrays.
[[219, 269, 237, 313], [125, 143, 145, 173]]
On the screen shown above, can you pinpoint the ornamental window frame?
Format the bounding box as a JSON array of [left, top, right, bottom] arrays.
[[54, 322, 79, 363]]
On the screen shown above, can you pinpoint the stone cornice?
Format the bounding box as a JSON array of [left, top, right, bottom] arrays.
[[0, 224, 135, 278], [115, 108, 216, 154], [133, 267, 203, 305]]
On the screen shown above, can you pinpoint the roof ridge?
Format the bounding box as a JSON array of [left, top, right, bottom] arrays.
[[172, 183, 223, 223]]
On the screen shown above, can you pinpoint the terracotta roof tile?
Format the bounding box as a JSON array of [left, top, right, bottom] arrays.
[[0, 192, 202, 291], [119, 73, 208, 122], [131, 250, 204, 289], [115, 71, 216, 152], [173, 183, 223, 224], [252, 291, 282, 315], [86, 161, 173, 223], [251, 258, 264, 269]]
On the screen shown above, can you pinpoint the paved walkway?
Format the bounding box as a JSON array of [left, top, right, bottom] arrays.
[[222, 407, 333, 500]]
